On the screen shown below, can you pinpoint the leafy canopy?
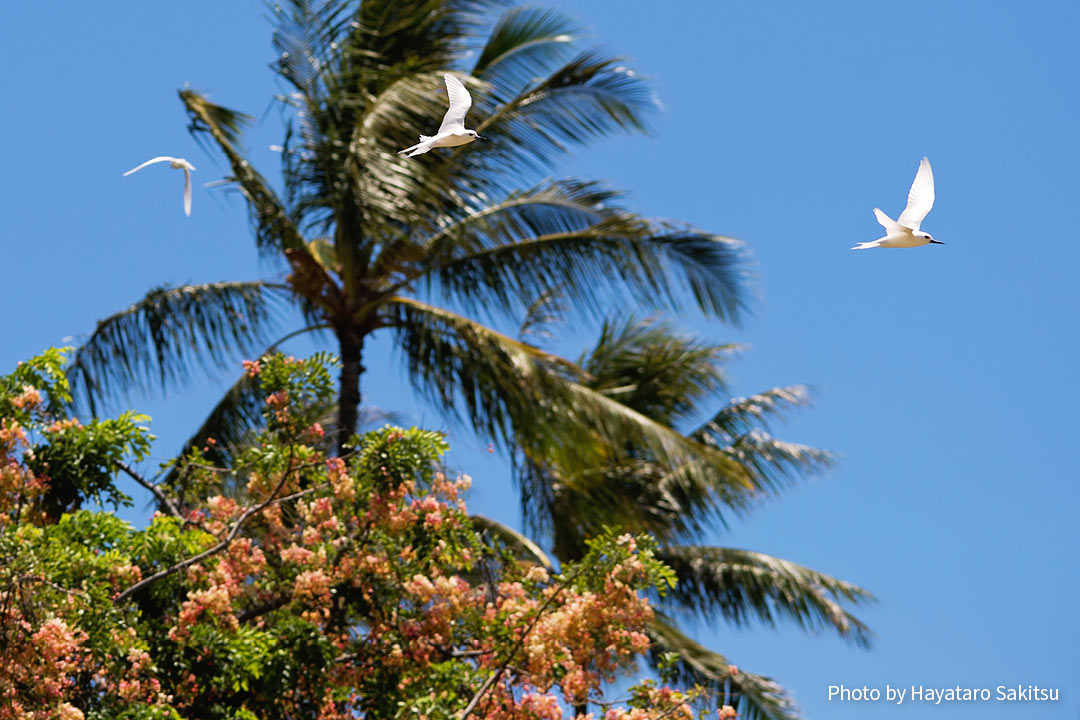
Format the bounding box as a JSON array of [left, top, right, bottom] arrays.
[[1, 351, 741, 720]]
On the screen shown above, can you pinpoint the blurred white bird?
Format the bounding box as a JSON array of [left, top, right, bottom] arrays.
[[398, 74, 484, 157], [852, 157, 941, 250], [123, 156, 196, 216]]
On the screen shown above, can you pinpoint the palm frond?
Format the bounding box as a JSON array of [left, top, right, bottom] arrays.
[[384, 297, 751, 495], [342, 0, 497, 90], [516, 444, 773, 561], [474, 49, 655, 150], [418, 49, 655, 194], [384, 294, 578, 445], [270, 0, 351, 100], [522, 460, 740, 561], [472, 6, 576, 89], [68, 281, 289, 412], [470, 514, 554, 569], [656, 546, 875, 647], [379, 179, 621, 295], [417, 216, 749, 322], [180, 89, 306, 255], [349, 72, 466, 232], [385, 48, 656, 213], [697, 387, 815, 437], [517, 286, 566, 343], [511, 319, 835, 559], [648, 615, 799, 720], [415, 179, 625, 261], [723, 431, 834, 496], [580, 316, 737, 425], [693, 387, 835, 496], [653, 229, 749, 323]]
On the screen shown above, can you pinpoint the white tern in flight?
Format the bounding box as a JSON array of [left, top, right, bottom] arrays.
[[123, 157, 196, 216], [398, 74, 484, 157], [852, 157, 941, 250]]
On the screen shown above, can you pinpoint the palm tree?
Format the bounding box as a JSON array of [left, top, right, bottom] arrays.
[[482, 313, 874, 720], [70, 0, 744, 463], [65, 3, 871, 718]]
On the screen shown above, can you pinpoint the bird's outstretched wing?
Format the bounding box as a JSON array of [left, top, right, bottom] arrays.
[[122, 156, 177, 176], [873, 207, 902, 235], [897, 156, 934, 230], [182, 167, 192, 216], [437, 74, 472, 134]]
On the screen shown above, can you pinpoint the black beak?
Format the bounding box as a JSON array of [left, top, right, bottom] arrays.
[[476, 135, 486, 141], [929, 239, 944, 245]]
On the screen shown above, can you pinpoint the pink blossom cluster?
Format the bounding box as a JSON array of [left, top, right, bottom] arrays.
[[0, 419, 46, 525], [0, 617, 86, 720]]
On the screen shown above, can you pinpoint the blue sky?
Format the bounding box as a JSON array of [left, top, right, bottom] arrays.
[[2, 1, 1078, 718]]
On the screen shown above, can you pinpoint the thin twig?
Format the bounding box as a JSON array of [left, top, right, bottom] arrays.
[[18, 574, 88, 599], [653, 696, 694, 720]]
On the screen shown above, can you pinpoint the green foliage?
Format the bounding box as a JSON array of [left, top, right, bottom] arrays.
[[1, 350, 152, 519], [0, 348, 812, 720], [349, 425, 450, 486], [27, 411, 152, 512], [255, 351, 338, 439], [256, 352, 338, 407], [0, 346, 71, 419], [69, 0, 750, 479], [128, 514, 216, 606], [575, 528, 678, 598]]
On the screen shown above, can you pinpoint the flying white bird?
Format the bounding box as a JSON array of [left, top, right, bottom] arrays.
[[398, 74, 484, 157], [122, 156, 196, 216], [852, 157, 941, 250]]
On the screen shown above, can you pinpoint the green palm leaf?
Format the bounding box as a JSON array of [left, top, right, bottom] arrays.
[[419, 218, 748, 321], [415, 179, 625, 259], [385, 297, 748, 487], [693, 387, 835, 495], [696, 386, 817, 437], [181, 90, 306, 255], [512, 317, 756, 551], [472, 6, 576, 88], [581, 316, 736, 424], [68, 281, 289, 412], [656, 546, 875, 647], [473, 50, 655, 151], [517, 285, 566, 344], [470, 514, 554, 569]]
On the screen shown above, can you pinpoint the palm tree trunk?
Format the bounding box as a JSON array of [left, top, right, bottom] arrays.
[[337, 331, 365, 452]]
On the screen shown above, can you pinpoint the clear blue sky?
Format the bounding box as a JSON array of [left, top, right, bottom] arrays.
[[2, 2, 1077, 718]]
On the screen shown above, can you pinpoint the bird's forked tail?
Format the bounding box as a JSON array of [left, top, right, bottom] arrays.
[[398, 136, 434, 157]]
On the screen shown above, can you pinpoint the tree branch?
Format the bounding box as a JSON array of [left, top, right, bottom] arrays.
[[118, 462, 184, 521], [462, 566, 583, 719], [115, 449, 320, 603]]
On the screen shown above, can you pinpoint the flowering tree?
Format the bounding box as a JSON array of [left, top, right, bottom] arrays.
[[0, 351, 738, 720]]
